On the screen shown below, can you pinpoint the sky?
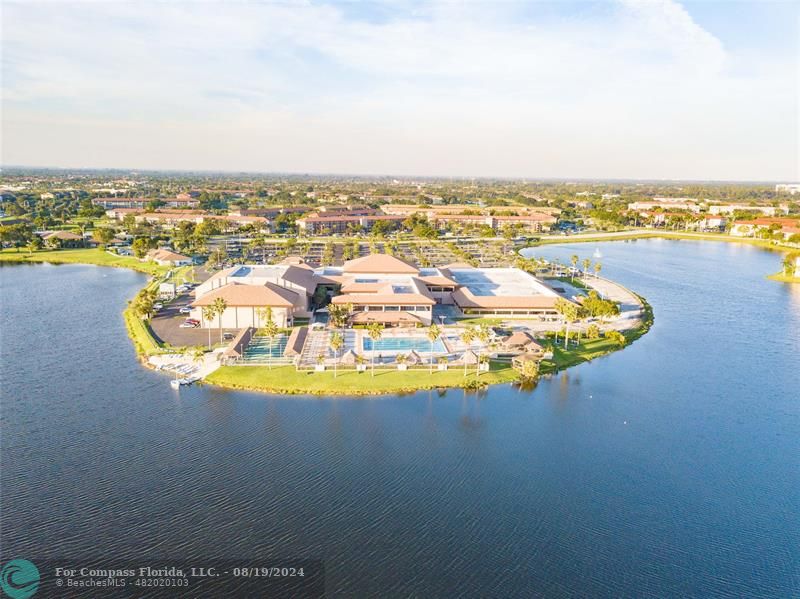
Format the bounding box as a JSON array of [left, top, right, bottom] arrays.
[[1, 0, 798, 181]]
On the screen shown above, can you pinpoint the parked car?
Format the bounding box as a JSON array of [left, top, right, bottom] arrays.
[[222, 332, 235, 341], [179, 319, 200, 328]]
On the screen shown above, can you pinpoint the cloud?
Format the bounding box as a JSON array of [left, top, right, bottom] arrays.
[[1, 0, 797, 180]]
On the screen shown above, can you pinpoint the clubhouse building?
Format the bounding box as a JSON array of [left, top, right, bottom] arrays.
[[190, 254, 569, 328]]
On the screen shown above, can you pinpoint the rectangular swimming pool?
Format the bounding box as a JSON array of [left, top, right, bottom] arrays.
[[363, 337, 447, 353]]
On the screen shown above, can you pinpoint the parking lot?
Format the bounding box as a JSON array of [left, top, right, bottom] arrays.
[[149, 273, 240, 348]]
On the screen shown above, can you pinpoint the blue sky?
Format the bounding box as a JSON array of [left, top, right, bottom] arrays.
[[2, 0, 797, 181]]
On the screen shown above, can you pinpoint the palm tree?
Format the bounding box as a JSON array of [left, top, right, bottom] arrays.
[[329, 331, 344, 378], [782, 255, 796, 277], [328, 303, 350, 330], [475, 325, 490, 377], [426, 324, 442, 374], [212, 297, 228, 345], [262, 319, 279, 370], [582, 258, 591, 277], [202, 306, 215, 349], [460, 328, 475, 377], [555, 298, 579, 348], [570, 254, 579, 281], [366, 322, 384, 377], [256, 306, 273, 329], [594, 262, 602, 278]]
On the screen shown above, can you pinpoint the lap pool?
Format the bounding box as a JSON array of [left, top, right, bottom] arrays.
[[363, 337, 447, 353]]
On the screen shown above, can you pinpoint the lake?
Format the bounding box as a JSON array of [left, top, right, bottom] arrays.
[[1, 239, 798, 597]]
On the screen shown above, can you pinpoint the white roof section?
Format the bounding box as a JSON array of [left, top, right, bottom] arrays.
[[448, 267, 558, 298]]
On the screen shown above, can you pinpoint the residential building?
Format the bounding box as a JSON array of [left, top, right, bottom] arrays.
[[696, 215, 728, 231], [297, 213, 404, 235], [627, 199, 702, 213], [776, 184, 800, 195], [730, 217, 800, 239], [145, 248, 193, 266], [708, 204, 789, 216], [40, 230, 84, 248], [92, 196, 200, 209]]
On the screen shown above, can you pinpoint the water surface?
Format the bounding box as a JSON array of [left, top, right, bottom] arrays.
[[1, 241, 798, 597]]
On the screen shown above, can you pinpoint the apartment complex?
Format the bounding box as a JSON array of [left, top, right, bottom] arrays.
[[92, 196, 200, 209]]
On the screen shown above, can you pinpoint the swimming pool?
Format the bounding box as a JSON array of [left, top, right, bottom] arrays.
[[363, 337, 447, 353], [242, 335, 288, 363]]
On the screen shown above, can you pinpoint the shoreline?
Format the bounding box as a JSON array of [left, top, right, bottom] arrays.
[[524, 229, 799, 254], [2, 247, 655, 397]]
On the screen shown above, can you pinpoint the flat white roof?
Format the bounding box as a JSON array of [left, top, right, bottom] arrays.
[[449, 267, 557, 298]]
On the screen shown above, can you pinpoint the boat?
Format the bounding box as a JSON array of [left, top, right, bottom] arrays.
[[593, 248, 603, 259], [170, 379, 181, 390]]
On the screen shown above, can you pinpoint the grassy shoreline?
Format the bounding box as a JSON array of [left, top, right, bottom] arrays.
[[0, 248, 168, 275], [205, 362, 520, 396], [767, 272, 800, 284]]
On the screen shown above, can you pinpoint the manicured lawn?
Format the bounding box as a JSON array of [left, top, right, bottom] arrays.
[[541, 337, 624, 372], [206, 362, 519, 395], [0, 248, 167, 275], [123, 308, 166, 356]]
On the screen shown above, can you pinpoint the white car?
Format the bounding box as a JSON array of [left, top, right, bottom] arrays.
[[179, 306, 192, 314], [153, 303, 164, 311]]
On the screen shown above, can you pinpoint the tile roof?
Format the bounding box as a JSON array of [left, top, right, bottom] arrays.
[[342, 254, 419, 274], [191, 282, 297, 307]]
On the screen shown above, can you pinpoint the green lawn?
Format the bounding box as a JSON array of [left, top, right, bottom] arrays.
[[123, 307, 166, 356], [767, 271, 800, 284], [0, 248, 168, 275], [540, 337, 625, 373], [206, 361, 519, 395]]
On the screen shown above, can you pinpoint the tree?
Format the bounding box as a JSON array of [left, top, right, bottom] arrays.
[[212, 298, 228, 344], [367, 322, 384, 377], [94, 227, 116, 247], [328, 303, 350, 330], [517, 359, 539, 382], [570, 254, 579, 281], [26, 236, 43, 254], [475, 325, 491, 377], [257, 306, 273, 328], [133, 288, 157, 321], [605, 330, 626, 347], [555, 298, 579, 349], [582, 258, 591, 277], [460, 328, 475, 377], [262, 319, 279, 370], [426, 324, 442, 374], [202, 306, 216, 349], [782, 254, 797, 277], [329, 331, 344, 378], [131, 237, 154, 259], [190, 346, 206, 366], [594, 262, 602, 278]]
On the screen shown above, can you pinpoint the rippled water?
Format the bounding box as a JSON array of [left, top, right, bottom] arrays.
[[2, 240, 799, 597]]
